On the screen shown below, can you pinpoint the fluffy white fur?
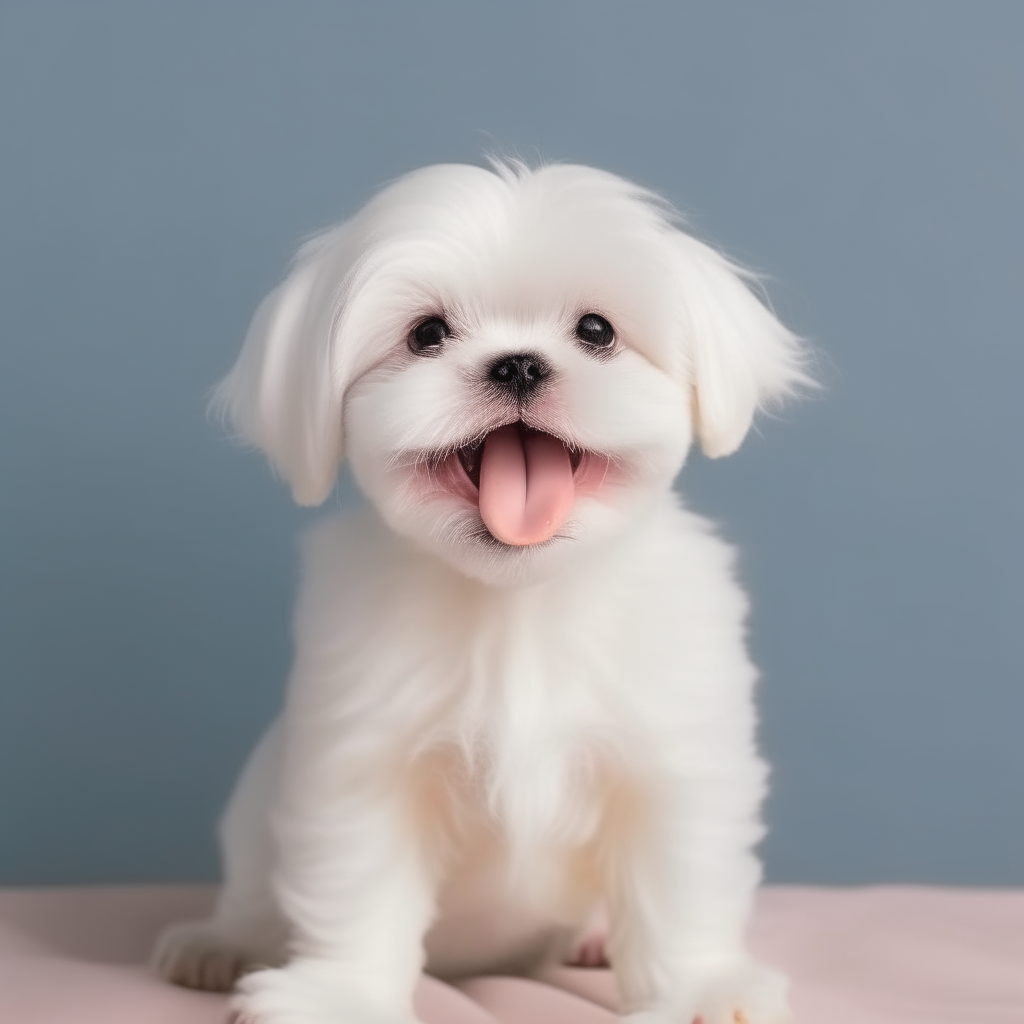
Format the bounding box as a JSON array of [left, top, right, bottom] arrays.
[[153, 161, 809, 1024]]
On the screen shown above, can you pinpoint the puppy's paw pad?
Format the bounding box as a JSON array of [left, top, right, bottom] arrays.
[[152, 919, 254, 992]]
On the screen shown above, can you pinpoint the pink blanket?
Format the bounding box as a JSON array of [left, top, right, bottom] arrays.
[[1, 885, 1020, 1023]]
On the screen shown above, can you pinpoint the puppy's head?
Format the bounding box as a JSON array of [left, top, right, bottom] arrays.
[[215, 162, 809, 584]]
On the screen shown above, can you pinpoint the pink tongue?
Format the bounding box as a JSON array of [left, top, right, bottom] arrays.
[[478, 426, 575, 546]]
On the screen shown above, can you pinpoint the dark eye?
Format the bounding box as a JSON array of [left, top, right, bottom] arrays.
[[410, 317, 451, 353], [575, 313, 615, 349]]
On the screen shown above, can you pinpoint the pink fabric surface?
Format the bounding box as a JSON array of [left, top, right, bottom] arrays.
[[0, 885, 1020, 1023]]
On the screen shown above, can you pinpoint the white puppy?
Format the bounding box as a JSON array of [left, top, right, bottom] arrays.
[[154, 161, 809, 1024]]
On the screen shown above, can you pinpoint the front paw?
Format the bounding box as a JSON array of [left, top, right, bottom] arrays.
[[625, 961, 792, 1024], [153, 918, 276, 992], [232, 961, 418, 1024]]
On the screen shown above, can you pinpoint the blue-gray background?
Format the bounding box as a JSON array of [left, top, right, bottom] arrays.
[[1, 1, 1021, 886]]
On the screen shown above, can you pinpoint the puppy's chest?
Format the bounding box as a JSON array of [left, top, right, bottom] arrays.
[[437, 595, 630, 847], [332, 550, 652, 842]]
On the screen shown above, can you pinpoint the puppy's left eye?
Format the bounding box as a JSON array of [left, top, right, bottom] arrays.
[[575, 313, 615, 349], [410, 317, 451, 353]]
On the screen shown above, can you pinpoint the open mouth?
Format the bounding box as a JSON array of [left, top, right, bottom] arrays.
[[450, 423, 586, 547], [455, 426, 583, 488]]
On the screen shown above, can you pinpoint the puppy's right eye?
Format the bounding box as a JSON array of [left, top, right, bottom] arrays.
[[575, 313, 615, 350], [410, 317, 451, 353]]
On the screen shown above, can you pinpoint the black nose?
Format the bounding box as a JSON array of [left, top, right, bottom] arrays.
[[488, 352, 551, 398]]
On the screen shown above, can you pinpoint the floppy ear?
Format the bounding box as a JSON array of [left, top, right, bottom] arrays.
[[674, 232, 811, 458], [212, 228, 360, 506]]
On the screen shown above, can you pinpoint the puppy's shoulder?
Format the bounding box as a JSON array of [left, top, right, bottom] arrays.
[[608, 493, 750, 628], [299, 508, 389, 572], [632, 493, 742, 579], [296, 509, 453, 607], [294, 510, 405, 607], [292, 510, 476, 662]]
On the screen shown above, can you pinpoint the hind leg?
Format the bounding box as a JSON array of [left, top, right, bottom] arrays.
[[153, 720, 288, 991]]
